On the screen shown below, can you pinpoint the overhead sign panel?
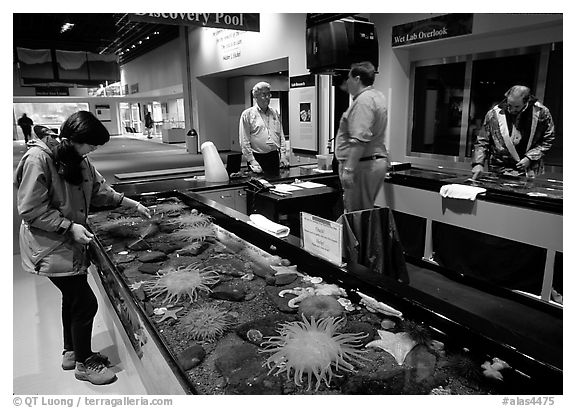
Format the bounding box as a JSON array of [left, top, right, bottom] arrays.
[[392, 13, 473, 47], [129, 13, 260, 32]]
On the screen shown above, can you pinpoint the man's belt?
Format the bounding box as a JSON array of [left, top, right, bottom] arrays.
[[359, 155, 386, 162]]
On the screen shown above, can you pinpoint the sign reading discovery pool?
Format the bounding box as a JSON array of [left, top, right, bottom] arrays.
[[129, 13, 260, 32], [392, 13, 473, 47]]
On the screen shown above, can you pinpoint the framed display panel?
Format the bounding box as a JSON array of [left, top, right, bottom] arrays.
[[289, 74, 318, 152]]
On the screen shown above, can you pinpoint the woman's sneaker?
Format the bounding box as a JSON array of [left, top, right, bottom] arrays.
[[74, 355, 117, 385], [62, 351, 110, 371], [62, 350, 76, 370]]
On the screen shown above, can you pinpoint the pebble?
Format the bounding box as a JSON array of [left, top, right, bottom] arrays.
[[265, 275, 276, 285], [211, 283, 247, 301], [114, 252, 136, 264], [381, 319, 396, 329], [250, 263, 276, 279], [273, 273, 298, 286], [244, 292, 257, 301], [138, 251, 167, 263], [177, 344, 206, 371], [138, 262, 163, 275]]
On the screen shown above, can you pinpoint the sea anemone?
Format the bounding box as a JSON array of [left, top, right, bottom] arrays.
[[170, 222, 216, 242], [401, 320, 432, 345], [174, 210, 213, 227], [181, 304, 232, 343], [97, 216, 143, 238], [154, 202, 188, 215], [145, 263, 220, 304], [260, 315, 368, 391], [445, 352, 483, 382]]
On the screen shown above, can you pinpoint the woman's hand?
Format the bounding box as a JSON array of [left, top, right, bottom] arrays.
[[122, 197, 152, 219], [69, 223, 94, 244], [136, 203, 152, 219]]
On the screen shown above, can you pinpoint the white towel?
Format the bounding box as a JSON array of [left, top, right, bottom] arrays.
[[439, 184, 486, 200], [248, 214, 290, 238]]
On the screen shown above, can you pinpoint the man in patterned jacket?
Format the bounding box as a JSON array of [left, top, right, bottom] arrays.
[[471, 85, 555, 179]]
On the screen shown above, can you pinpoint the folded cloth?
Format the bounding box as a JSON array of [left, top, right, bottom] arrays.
[[439, 184, 487, 200], [248, 214, 290, 238]]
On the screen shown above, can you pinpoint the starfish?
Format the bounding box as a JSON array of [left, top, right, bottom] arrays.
[[481, 361, 504, 381], [481, 357, 510, 381], [278, 287, 316, 308], [277, 281, 349, 308], [157, 307, 184, 322], [357, 291, 403, 318], [366, 330, 417, 365]]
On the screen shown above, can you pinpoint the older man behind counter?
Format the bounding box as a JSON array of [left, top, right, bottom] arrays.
[[471, 85, 555, 180], [239, 81, 289, 175]]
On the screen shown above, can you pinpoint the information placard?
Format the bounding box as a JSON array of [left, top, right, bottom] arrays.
[[300, 212, 343, 267]]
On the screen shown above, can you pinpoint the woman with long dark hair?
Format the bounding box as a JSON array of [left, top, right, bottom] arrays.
[[14, 110, 151, 385]]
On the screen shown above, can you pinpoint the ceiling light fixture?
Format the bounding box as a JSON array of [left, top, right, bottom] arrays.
[[60, 22, 75, 33]]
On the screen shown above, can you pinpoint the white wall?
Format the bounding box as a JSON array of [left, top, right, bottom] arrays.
[[186, 14, 308, 150], [120, 39, 183, 97]]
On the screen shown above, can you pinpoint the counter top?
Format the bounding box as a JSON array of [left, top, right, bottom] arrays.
[[112, 165, 340, 196], [388, 167, 562, 214], [112, 163, 562, 214]]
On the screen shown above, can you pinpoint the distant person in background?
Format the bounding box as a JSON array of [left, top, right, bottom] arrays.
[[14, 110, 151, 385], [335, 61, 389, 212], [17, 113, 34, 143], [144, 112, 154, 139], [471, 85, 555, 180], [239, 81, 289, 175]]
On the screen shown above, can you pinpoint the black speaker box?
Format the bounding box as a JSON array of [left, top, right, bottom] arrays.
[[306, 18, 379, 74]]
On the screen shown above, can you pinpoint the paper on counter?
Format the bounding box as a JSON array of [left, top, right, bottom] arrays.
[[273, 183, 303, 193], [293, 181, 325, 189]]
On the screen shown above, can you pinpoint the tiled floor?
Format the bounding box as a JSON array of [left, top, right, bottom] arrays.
[[12, 253, 147, 394]]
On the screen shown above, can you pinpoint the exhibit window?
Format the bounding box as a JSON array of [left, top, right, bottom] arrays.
[[119, 102, 142, 134], [410, 61, 466, 157], [407, 43, 562, 169], [13, 102, 90, 132]]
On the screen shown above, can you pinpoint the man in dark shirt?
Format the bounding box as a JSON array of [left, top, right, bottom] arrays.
[[17, 113, 34, 143]]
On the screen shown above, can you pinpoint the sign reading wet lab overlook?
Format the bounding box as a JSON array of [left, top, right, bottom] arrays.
[[129, 13, 260, 32], [392, 13, 472, 47]]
